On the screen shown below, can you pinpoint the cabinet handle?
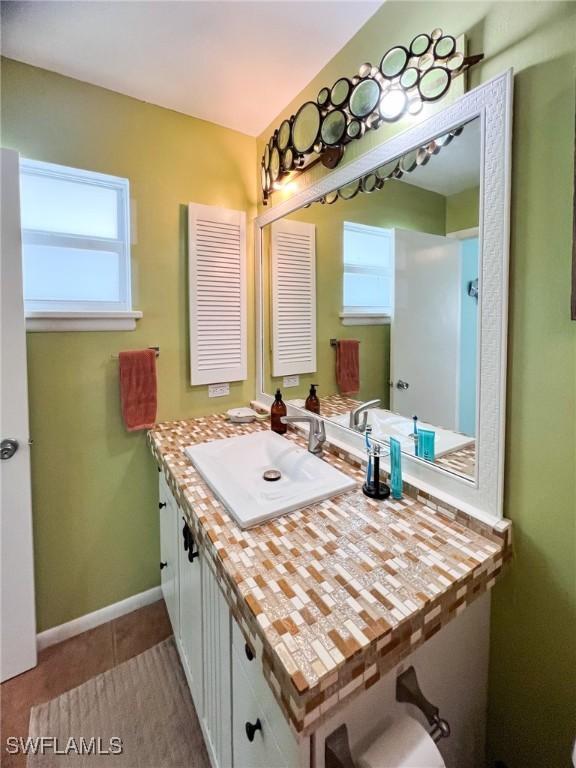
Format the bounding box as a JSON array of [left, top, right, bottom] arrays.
[[245, 643, 255, 661], [182, 520, 190, 550], [160, 561, 167, 570], [182, 518, 199, 562], [245, 719, 262, 742], [159, 501, 167, 509]]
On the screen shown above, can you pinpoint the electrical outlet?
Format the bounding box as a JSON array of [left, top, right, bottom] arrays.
[[283, 375, 300, 388], [208, 383, 230, 398]]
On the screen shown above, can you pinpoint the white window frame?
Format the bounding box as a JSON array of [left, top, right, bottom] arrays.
[[340, 221, 393, 326], [19, 158, 141, 331]]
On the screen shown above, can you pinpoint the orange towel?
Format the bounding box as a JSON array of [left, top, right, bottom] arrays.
[[336, 339, 360, 395], [119, 349, 157, 431]]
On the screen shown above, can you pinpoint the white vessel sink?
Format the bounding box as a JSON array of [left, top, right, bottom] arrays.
[[331, 408, 474, 458], [185, 431, 356, 529]]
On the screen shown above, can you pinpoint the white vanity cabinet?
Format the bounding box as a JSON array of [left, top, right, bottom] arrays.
[[177, 512, 203, 713], [158, 473, 179, 635], [158, 473, 302, 768]]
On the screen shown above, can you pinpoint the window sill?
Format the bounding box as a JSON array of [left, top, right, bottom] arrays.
[[339, 312, 391, 326], [25, 311, 143, 332]]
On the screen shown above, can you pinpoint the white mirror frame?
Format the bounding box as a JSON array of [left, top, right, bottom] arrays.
[[255, 70, 513, 523]]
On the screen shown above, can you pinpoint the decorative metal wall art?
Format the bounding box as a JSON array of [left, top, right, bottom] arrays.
[[261, 29, 482, 204], [312, 124, 465, 206]]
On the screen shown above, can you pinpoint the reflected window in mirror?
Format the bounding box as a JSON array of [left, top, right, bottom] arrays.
[[342, 223, 393, 324]]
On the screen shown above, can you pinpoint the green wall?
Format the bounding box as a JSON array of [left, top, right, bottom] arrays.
[[263, 181, 446, 406], [0, 58, 257, 632], [258, 3, 576, 767], [446, 186, 480, 232]]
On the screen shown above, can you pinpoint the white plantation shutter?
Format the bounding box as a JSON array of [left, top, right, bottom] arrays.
[[271, 219, 316, 377], [188, 203, 247, 385]]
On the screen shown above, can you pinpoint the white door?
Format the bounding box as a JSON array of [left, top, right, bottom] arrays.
[[391, 229, 460, 430], [1, 148, 37, 681]]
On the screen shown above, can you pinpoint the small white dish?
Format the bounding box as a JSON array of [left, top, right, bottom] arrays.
[[226, 407, 258, 424]]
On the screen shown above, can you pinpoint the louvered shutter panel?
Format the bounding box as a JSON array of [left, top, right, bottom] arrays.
[[271, 220, 316, 377], [188, 203, 247, 385]]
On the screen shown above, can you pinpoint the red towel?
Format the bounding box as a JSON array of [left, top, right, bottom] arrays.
[[119, 349, 157, 431], [336, 339, 360, 395]]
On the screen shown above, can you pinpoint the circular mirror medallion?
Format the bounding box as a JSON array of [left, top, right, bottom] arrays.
[[376, 160, 398, 180], [338, 179, 361, 200], [400, 67, 419, 90], [416, 146, 431, 166], [400, 149, 419, 173], [431, 27, 443, 40], [349, 79, 380, 118], [324, 190, 339, 205], [434, 35, 456, 59], [261, 165, 268, 191], [380, 46, 409, 79], [269, 135, 275, 151], [321, 110, 346, 146], [435, 132, 453, 149], [270, 146, 280, 181], [278, 120, 291, 151], [418, 52, 434, 71], [410, 33, 430, 56], [292, 101, 321, 154], [407, 96, 424, 115], [380, 88, 408, 120], [446, 51, 464, 71], [282, 147, 294, 172], [362, 173, 379, 193], [358, 62, 372, 79], [263, 144, 270, 169], [317, 87, 330, 107], [419, 67, 450, 101], [346, 119, 362, 139], [331, 78, 351, 107]]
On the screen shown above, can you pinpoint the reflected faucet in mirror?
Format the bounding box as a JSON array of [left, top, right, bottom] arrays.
[[349, 399, 381, 433]]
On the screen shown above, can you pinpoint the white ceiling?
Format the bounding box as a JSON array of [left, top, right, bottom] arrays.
[[1, 0, 383, 136], [402, 118, 481, 197]]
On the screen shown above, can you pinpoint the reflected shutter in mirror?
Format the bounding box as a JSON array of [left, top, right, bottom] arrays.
[[271, 220, 316, 377]]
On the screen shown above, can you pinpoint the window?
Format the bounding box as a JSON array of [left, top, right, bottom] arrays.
[[341, 222, 394, 325], [19, 159, 140, 331]]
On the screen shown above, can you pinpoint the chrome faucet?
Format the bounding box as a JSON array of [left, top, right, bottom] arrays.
[[280, 415, 326, 455], [349, 399, 381, 433]]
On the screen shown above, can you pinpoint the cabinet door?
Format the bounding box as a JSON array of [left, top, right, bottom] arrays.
[[178, 516, 203, 712], [232, 648, 287, 768], [202, 561, 232, 768], [158, 475, 179, 635]]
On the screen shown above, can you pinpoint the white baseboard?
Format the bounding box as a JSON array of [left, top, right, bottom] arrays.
[[36, 586, 163, 652]]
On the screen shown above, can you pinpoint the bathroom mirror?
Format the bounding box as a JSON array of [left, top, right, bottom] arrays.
[[256, 71, 513, 521], [262, 116, 480, 481]]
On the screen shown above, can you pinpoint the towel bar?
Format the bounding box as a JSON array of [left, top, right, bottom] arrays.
[[330, 338, 361, 347], [111, 346, 159, 360]]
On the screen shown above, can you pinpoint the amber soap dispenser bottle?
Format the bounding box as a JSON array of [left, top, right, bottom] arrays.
[[271, 389, 287, 434], [305, 384, 320, 414]]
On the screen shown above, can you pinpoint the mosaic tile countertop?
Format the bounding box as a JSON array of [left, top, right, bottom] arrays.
[[148, 414, 511, 736], [289, 393, 476, 479]]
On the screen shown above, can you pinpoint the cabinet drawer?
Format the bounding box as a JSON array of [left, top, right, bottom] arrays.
[[232, 647, 287, 768], [232, 621, 299, 767]]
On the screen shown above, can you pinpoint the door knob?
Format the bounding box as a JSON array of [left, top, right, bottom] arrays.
[[1, 439, 19, 460], [396, 380, 410, 390]]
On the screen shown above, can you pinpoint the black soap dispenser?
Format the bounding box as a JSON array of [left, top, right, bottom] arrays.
[[305, 384, 320, 414]]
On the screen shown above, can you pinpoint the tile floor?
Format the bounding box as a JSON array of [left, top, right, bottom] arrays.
[[1, 600, 172, 768]]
